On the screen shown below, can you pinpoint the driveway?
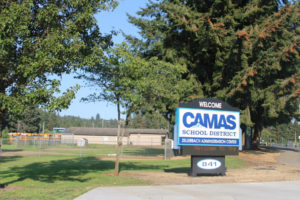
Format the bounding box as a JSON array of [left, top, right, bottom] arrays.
[[74, 181, 300, 200]]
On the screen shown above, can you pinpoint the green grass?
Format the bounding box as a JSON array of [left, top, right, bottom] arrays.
[[0, 146, 247, 200], [2, 143, 165, 156], [0, 155, 149, 200]]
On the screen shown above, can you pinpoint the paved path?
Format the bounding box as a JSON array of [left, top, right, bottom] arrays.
[[277, 150, 300, 168], [268, 145, 300, 168], [74, 181, 300, 200]]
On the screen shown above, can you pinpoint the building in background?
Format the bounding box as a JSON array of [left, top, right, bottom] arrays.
[[62, 127, 168, 146]]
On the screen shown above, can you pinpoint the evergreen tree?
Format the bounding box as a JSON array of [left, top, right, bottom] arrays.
[[128, 0, 299, 147]]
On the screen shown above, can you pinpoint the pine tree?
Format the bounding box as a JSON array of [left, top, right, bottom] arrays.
[[128, 0, 299, 147]]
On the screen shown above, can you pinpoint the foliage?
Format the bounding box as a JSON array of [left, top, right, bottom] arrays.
[[4, 110, 168, 133], [0, 0, 118, 131], [261, 120, 300, 143], [128, 0, 300, 147], [128, 112, 169, 129], [0, 126, 9, 138], [8, 106, 41, 133], [81, 42, 197, 124], [81, 41, 197, 175]]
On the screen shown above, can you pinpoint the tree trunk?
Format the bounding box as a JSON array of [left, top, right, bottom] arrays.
[[114, 120, 122, 176], [114, 102, 122, 176], [0, 110, 4, 152], [252, 123, 262, 149], [276, 126, 280, 143], [114, 105, 132, 176]]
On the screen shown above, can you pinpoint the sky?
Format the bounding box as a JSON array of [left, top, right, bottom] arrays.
[[58, 0, 149, 120]]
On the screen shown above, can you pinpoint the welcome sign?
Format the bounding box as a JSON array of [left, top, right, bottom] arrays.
[[175, 98, 240, 147]]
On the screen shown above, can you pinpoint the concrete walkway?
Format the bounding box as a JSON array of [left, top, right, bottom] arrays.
[[74, 181, 300, 200]]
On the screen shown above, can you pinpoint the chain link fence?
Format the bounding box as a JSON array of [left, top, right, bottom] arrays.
[[0, 137, 174, 160], [268, 139, 300, 149]]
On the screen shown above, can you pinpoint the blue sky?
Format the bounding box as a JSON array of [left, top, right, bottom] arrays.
[[58, 0, 149, 120]]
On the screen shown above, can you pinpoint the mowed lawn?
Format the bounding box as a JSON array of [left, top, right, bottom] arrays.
[[0, 146, 246, 200]]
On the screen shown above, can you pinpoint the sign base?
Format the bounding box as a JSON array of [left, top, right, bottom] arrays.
[[190, 156, 226, 177]]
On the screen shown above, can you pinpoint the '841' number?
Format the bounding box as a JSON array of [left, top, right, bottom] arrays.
[[197, 159, 222, 170]]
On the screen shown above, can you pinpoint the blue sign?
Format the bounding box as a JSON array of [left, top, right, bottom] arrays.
[[175, 107, 240, 147]]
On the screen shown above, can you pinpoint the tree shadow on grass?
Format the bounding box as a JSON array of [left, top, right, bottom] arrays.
[[120, 161, 168, 171], [123, 148, 164, 156], [0, 156, 170, 185], [164, 167, 190, 174], [0, 156, 22, 163], [0, 157, 108, 185]]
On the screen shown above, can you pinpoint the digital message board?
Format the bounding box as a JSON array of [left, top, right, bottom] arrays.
[[175, 99, 240, 147]]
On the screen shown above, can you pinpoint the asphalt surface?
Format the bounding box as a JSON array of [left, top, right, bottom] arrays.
[[268, 145, 300, 168], [74, 181, 300, 200], [277, 150, 300, 168]]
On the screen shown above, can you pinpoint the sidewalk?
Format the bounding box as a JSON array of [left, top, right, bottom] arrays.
[[74, 181, 300, 200]]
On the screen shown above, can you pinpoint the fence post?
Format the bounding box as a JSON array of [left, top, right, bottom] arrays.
[[164, 139, 167, 160]]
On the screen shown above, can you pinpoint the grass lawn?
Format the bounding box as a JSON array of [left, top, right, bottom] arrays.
[[1, 143, 165, 157], [0, 149, 246, 200]]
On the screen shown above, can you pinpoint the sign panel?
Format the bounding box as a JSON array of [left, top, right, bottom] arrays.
[[176, 107, 240, 147]]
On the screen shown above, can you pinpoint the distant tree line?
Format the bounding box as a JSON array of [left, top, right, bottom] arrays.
[[262, 120, 300, 144], [1, 109, 169, 135]]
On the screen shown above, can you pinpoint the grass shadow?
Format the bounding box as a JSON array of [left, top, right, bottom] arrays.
[[1, 149, 23, 152], [120, 161, 168, 171], [123, 148, 164, 156], [0, 156, 171, 186], [164, 167, 190, 174], [0, 157, 115, 185], [0, 156, 22, 163]]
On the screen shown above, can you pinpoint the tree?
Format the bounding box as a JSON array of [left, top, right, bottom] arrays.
[[81, 42, 195, 175], [95, 113, 101, 127], [0, 0, 118, 149], [128, 0, 299, 148], [262, 120, 300, 145], [9, 106, 41, 133]]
